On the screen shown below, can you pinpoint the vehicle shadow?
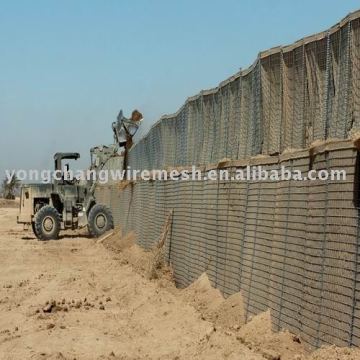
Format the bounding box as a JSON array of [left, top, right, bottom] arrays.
[[21, 233, 92, 240], [21, 235, 36, 240], [58, 234, 92, 240]]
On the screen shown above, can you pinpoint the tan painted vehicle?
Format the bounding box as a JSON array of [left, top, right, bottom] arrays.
[[17, 110, 140, 241], [17, 152, 114, 240]]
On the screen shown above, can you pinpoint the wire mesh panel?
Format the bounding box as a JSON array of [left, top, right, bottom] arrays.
[[145, 181, 157, 247], [210, 93, 222, 163], [167, 180, 179, 265], [131, 182, 141, 247], [203, 94, 217, 164], [168, 180, 188, 287], [238, 73, 252, 159], [180, 178, 195, 284], [304, 37, 328, 146], [163, 177, 174, 264], [321, 148, 358, 347], [229, 167, 248, 295], [261, 53, 282, 155], [270, 158, 291, 328], [151, 180, 165, 248], [254, 161, 277, 306], [351, 18, 360, 132], [245, 160, 276, 316], [149, 130, 156, 170], [201, 170, 220, 288], [301, 151, 328, 348], [252, 62, 263, 156], [198, 96, 210, 165], [186, 102, 196, 167], [270, 157, 309, 333], [218, 85, 230, 160], [181, 106, 190, 166], [215, 169, 231, 294], [241, 173, 265, 319], [193, 98, 205, 165], [161, 117, 176, 168], [219, 167, 243, 295], [124, 185, 133, 233], [140, 182, 151, 249], [174, 111, 185, 167], [282, 45, 306, 150], [328, 25, 352, 139], [228, 78, 242, 160], [237, 63, 263, 159], [153, 124, 163, 170], [173, 115, 181, 167]]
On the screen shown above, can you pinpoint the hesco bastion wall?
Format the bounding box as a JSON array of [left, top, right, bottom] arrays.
[[96, 11, 360, 348]]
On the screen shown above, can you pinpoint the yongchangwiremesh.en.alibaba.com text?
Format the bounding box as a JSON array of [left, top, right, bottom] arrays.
[[4, 166, 346, 184]]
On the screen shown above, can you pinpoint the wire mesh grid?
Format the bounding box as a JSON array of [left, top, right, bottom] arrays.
[[94, 11, 360, 350]]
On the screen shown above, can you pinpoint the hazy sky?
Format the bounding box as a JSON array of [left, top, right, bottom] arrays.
[[1, 0, 359, 178]]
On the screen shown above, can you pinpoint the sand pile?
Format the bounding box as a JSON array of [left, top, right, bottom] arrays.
[[182, 273, 224, 319], [180, 273, 307, 360], [182, 273, 245, 329], [212, 291, 246, 329], [103, 229, 173, 282], [237, 310, 306, 360], [308, 346, 360, 360], [102, 229, 136, 253], [102, 230, 152, 274]]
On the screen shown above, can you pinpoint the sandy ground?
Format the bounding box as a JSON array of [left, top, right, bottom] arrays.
[[0, 203, 359, 360]]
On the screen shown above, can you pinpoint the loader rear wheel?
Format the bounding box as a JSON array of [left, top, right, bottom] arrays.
[[87, 204, 114, 238], [34, 205, 61, 241]]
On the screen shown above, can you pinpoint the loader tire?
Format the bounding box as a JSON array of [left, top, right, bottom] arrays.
[[34, 205, 61, 241], [87, 204, 114, 238], [31, 222, 39, 238]]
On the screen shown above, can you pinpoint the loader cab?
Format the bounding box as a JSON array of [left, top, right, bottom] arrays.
[[53, 152, 80, 185]]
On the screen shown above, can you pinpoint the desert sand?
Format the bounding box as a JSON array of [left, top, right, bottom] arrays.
[[0, 203, 359, 360]]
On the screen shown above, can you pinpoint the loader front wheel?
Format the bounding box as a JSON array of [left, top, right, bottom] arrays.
[[32, 222, 39, 238], [87, 204, 114, 238], [34, 205, 61, 240]]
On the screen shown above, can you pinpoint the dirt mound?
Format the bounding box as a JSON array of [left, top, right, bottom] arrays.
[[182, 273, 224, 318], [308, 346, 360, 360], [182, 274, 245, 329], [238, 310, 272, 341], [120, 242, 174, 284], [237, 310, 306, 360], [102, 227, 174, 284], [211, 291, 245, 329], [102, 230, 136, 253]]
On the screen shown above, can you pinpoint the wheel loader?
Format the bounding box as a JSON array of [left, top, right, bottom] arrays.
[[17, 110, 138, 240], [17, 152, 115, 240]]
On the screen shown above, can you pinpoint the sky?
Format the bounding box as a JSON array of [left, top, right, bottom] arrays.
[[0, 0, 359, 178]]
